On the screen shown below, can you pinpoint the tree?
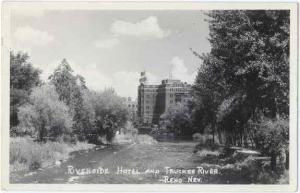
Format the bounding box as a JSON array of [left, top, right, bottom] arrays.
[[49, 59, 87, 140], [79, 89, 97, 142], [90, 89, 129, 143], [18, 84, 73, 142], [49, 59, 78, 106], [160, 102, 194, 136], [10, 51, 41, 128], [192, 58, 226, 142], [193, 10, 289, 145]]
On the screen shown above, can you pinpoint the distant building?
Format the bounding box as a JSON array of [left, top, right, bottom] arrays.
[[138, 71, 192, 125], [123, 97, 138, 124]]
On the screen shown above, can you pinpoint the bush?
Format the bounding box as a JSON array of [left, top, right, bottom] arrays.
[[252, 117, 289, 172], [195, 134, 220, 152], [192, 133, 203, 141], [277, 170, 289, 184], [10, 137, 95, 172], [135, 135, 157, 145]]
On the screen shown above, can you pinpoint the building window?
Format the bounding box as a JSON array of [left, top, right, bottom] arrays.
[[170, 94, 173, 97], [170, 100, 173, 103], [128, 105, 131, 107]]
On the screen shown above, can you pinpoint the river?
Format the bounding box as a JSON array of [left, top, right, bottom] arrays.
[[10, 140, 233, 184]]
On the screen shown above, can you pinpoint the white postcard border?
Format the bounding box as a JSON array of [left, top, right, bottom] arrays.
[[1, 1, 298, 192]]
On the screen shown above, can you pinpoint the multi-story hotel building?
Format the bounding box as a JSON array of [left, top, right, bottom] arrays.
[[137, 71, 192, 125]]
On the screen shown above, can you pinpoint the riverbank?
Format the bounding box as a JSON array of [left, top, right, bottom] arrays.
[[10, 144, 125, 183], [10, 137, 288, 184], [10, 137, 95, 173]]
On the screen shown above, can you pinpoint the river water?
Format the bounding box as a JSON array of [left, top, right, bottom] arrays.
[[10, 140, 232, 184]]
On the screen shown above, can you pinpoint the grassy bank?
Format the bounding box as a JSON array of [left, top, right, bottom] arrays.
[[193, 142, 289, 184], [10, 137, 95, 172]]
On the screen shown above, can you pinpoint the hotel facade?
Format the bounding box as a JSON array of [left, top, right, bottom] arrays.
[[137, 72, 192, 125]]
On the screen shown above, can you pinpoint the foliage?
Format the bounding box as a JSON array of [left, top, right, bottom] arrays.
[[14, 57, 129, 144], [251, 117, 289, 170], [192, 59, 225, 139], [49, 59, 88, 140], [89, 89, 129, 143], [160, 102, 194, 136], [252, 117, 288, 155], [10, 51, 41, 128], [10, 51, 42, 91], [80, 89, 96, 138], [10, 137, 95, 172], [18, 84, 73, 142], [192, 10, 289, 146]]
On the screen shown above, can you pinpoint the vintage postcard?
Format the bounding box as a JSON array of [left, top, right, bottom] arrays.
[[1, 1, 298, 192]]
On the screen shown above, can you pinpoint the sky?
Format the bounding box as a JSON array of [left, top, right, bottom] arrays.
[[11, 9, 211, 99]]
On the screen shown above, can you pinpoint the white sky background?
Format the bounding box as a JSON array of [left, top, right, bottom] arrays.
[[11, 10, 210, 98]]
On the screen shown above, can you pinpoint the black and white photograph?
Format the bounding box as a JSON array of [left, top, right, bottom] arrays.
[[1, 1, 298, 192]]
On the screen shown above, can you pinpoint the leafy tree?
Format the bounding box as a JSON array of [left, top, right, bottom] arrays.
[[48, 60, 128, 143], [193, 10, 289, 145], [49, 59, 77, 106], [49, 59, 87, 140], [81, 89, 96, 130], [90, 89, 129, 143], [192, 58, 226, 142], [18, 84, 73, 142], [160, 102, 194, 136], [10, 51, 41, 128]]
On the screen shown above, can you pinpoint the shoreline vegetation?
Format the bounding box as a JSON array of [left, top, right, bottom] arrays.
[[10, 137, 96, 172], [9, 132, 157, 173]]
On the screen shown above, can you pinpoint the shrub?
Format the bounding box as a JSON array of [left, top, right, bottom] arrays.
[[277, 170, 289, 184], [10, 137, 95, 172], [252, 117, 289, 171], [192, 133, 203, 141]]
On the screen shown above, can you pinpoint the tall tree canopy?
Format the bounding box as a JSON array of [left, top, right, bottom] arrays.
[[10, 52, 41, 128], [49, 59, 88, 140], [193, 10, 289, 145]]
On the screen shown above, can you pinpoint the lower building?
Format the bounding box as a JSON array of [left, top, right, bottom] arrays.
[[123, 97, 138, 124]]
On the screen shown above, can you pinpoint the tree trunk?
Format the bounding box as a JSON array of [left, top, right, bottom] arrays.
[[218, 129, 223, 144], [285, 151, 289, 169], [212, 127, 215, 143], [39, 120, 46, 142], [212, 119, 215, 143], [270, 152, 277, 171]]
